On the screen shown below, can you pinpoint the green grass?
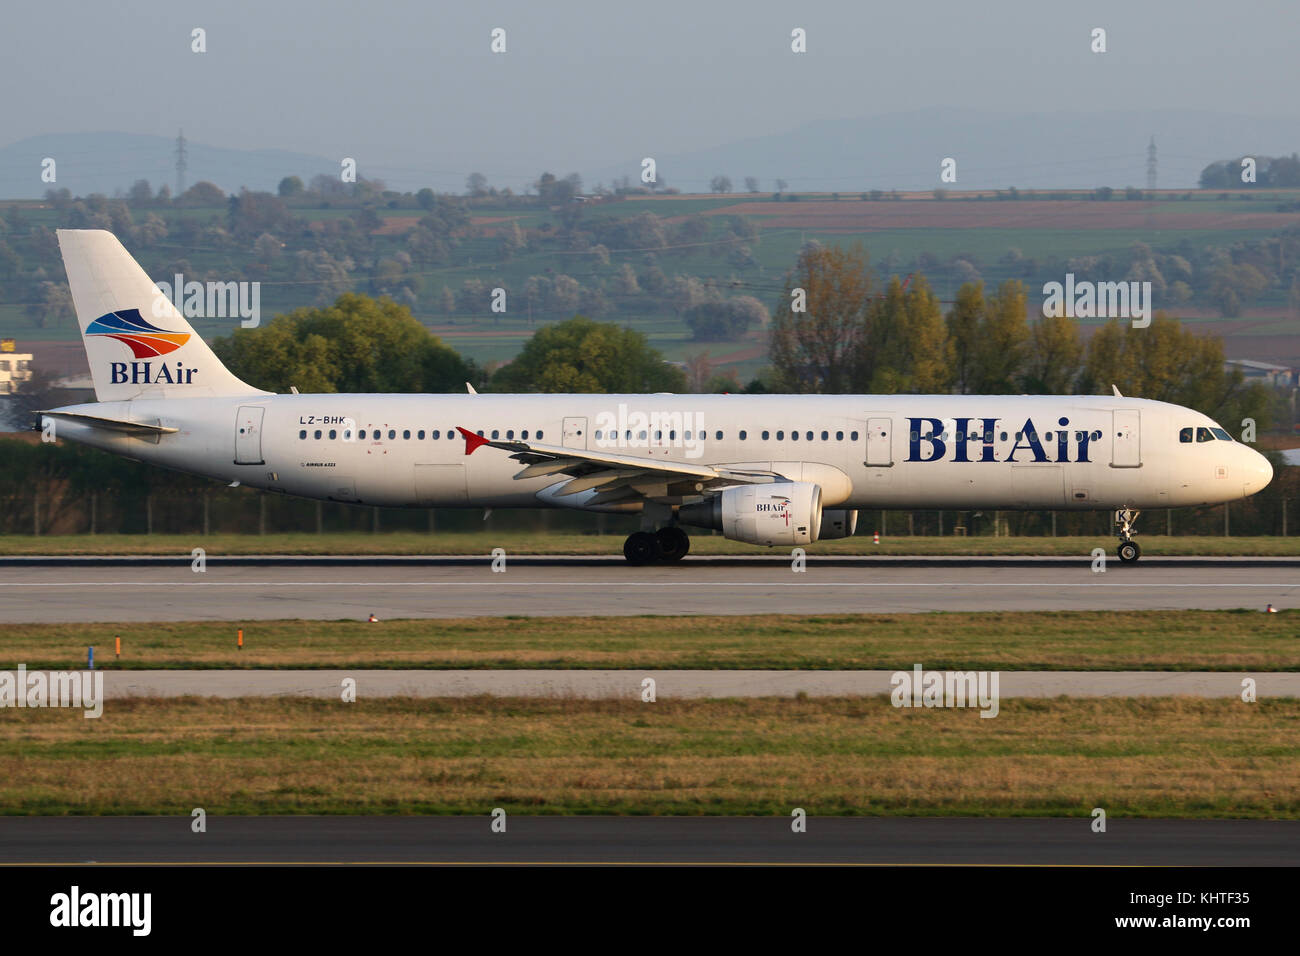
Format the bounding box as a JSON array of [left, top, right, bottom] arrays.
[[2, 532, 1297, 557], [3, 696, 1296, 816], [8, 610, 1297, 671]]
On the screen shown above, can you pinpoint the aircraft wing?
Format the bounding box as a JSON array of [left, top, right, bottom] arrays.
[[457, 426, 778, 504]]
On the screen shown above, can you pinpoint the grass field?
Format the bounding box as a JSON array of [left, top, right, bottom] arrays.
[[2, 532, 1296, 557], [3, 696, 1295, 817], [9, 610, 1296, 671]]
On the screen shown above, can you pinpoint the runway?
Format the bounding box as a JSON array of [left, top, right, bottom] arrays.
[[1, 555, 1297, 621], [1, 816, 1295, 865], [87, 668, 1300, 699]]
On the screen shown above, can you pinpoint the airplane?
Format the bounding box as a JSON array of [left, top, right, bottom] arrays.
[[40, 229, 1273, 565]]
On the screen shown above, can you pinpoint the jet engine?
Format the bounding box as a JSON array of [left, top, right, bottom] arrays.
[[678, 481, 823, 546]]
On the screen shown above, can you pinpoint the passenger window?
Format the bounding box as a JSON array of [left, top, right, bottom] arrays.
[[669, 430, 677, 440], [739, 430, 747, 440], [491, 430, 499, 439], [1211, 428, 1232, 441], [791, 431, 799, 441], [536, 430, 543, 439], [403, 429, 411, 440], [836, 430, 843, 441], [417, 430, 425, 440], [329, 429, 337, 440], [1197, 427, 1213, 442], [432, 430, 440, 439], [359, 429, 367, 440], [299, 429, 307, 439], [806, 431, 813, 441], [821, 431, 829, 441], [909, 431, 918, 441], [387, 429, 396, 440], [522, 430, 529, 440], [776, 430, 784, 440], [762, 430, 769, 440], [1179, 427, 1193, 443], [314, 430, 322, 439], [716, 430, 723, 440], [507, 430, 514, 439], [850, 431, 858, 441], [1000, 432, 1008, 441]]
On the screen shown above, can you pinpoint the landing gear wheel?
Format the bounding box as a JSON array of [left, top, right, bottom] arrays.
[[623, 531, 661, 565], [1117, 540, 1141, 563], [655, 527, 690, 562]]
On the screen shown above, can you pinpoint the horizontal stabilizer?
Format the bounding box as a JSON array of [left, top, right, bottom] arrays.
[[40, 410, 179, 437]]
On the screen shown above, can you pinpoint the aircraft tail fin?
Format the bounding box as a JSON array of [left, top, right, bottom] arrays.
[[57, 229, 269, 402]]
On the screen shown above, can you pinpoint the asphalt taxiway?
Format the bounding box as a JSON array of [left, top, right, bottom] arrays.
[[1, 555, 1296, 621], [0, 816, 1294, 865]]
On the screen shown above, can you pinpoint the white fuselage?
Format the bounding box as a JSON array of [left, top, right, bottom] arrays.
[[49, 392, 1272, 513]]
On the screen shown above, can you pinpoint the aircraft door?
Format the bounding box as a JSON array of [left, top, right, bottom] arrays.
[[865, 417, 892, 466], [1111, 410, 1141, 468], [234, 405, 265, 465], [562, 416, 587, 450]]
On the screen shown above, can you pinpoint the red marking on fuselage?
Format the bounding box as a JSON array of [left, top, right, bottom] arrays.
[[458, 426, 489, 455]]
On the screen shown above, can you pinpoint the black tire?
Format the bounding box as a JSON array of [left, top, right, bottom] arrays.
[[655, 527, 690, 561], [1117, 541, 1141, 563], [623, 531, 661, 565]]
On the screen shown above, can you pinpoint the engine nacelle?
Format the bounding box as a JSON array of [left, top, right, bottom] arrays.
[[819, 509, 858, 540], [679, 481, 823, 546]]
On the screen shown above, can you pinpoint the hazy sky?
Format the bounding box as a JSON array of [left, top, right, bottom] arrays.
[[6, 0, 1300, 190]]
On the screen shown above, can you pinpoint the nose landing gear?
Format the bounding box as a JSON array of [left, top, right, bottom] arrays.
[[1115, 509, 1141, 563]]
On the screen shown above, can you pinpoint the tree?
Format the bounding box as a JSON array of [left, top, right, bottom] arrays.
[[1079, 313, 1270, 429], [466, 172, 488, 196], [945, 281, 985, 395], [178, 181, 226, 205], [127, 179, 153, 207], [277, 176, 304, 197], [489, 316, 686, 392], [213, 293, 475, 393], [769, 241, 874, 392], [975, 280, 1030, 393], [775, 179, 788, 193], [1021, 313, 1083, 394], [744, 176, 760, 193], [683, 296, 768, 341], [709, 175, 733, 194], [25, 281, 72, 329]]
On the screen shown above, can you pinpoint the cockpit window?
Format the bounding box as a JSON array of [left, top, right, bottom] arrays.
[[1211, 427, 1232, 441], [1196, 427, 1214, 442], [1179, 427, 1193, 443]]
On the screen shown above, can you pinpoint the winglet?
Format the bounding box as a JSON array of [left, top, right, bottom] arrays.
[[466, 382, 478, 395], [1111, 384, 1123, 398], [457, 426, 489, 455]]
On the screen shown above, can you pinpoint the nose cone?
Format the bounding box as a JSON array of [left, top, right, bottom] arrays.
[[1243, 448, 1273, 496]]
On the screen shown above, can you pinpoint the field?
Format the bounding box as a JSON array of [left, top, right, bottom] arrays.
[[2, 532, 1297, 556], [3, 696, 1295, 817], [8, 610, 1297, 671]]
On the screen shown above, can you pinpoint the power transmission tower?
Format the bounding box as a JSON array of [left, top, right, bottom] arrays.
[[1146, 136, 1157, 191], [174, 130, 188, 196]]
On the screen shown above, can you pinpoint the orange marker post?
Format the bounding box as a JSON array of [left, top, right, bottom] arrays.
[[237, 628, 243, 650], [115, 636, 121, 659]]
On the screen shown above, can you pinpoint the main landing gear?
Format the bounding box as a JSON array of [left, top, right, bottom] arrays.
[[1115, 508, 1141, 563], [623, 526, 691, 565]]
